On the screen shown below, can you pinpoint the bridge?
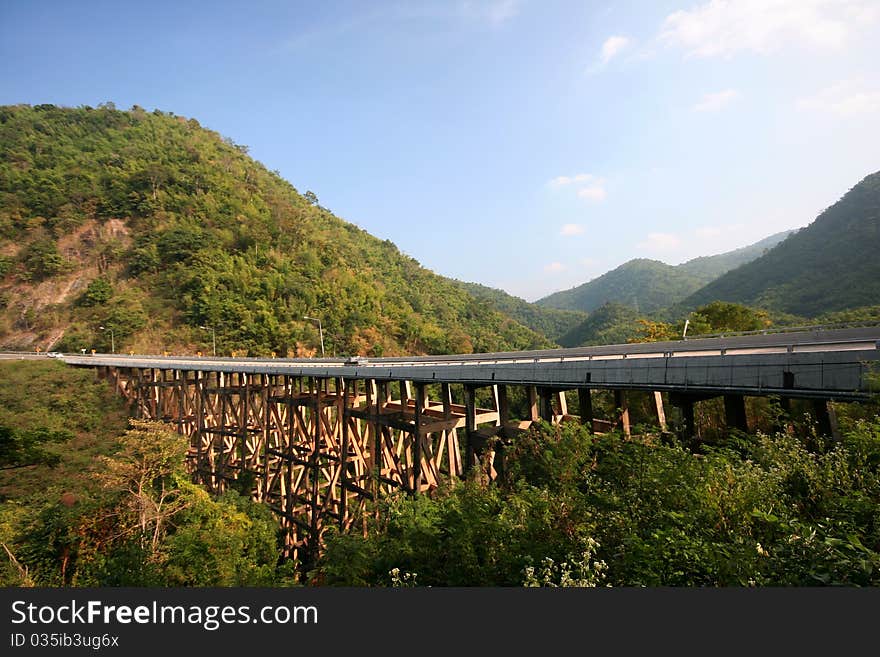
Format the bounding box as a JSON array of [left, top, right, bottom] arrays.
[[54, 325, 880, 564]]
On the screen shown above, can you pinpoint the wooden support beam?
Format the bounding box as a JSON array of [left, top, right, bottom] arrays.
[[654, 391, 667, 433], [285, 375, 295, 551], [464, 385, 477, 474], [413, 382, 425, 495], [195, 371, 205, 484], [340, 378, 350, 527], [373, 380, 384, 500], [241, 373, 250, 477], [497, 385, 509, 425], [261, 374, 270, 502], [309, 379, 322, 563], [527, 386, 539, 423], [555, 390, 568, 418]]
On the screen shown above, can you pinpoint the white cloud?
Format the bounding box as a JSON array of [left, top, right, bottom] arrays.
[[693, 89, 740, 112], [576, 184, 607, 201], [459, 0, 520, 25], [547, 173, 595, 188], [560, 223, 585, 236], [600, 35, 631, 65], [544, 262, 565, 273], [796, 79, 880, 117], [579, 257, 599, 267], [547, 174, 607, 201], [660, 0, 876, 58], [637, 232, 681, 251]]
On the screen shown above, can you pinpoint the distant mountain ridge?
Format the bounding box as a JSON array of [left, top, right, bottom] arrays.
[[676, 230, 796, 282], [678, 172, 880, 316], [535, 230, 793, 315], [452, 280, 586, 342]]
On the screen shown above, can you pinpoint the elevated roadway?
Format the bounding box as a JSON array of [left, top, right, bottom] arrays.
[[60, 325, 880, 401]]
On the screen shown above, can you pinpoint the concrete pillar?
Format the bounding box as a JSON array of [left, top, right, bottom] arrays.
[[724, 394, 749, 433], [578, 388, 594, 430], [613, 389, 631, 438], [812, 399, 841, 441]]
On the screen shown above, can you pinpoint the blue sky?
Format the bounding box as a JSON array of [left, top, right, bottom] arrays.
[[2, 0, 878, 300]]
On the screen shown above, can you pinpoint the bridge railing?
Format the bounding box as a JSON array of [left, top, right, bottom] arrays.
[[684, 320, 880, 340]]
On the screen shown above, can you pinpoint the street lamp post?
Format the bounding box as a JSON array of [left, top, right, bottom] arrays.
[[98, 325, 114, 353], [303, 316, 324, 357], [199, 325, 216, 356]]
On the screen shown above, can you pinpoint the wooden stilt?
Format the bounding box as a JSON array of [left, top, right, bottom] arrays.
[[464, 385, 477, 474], [653, 391, 667, 432]]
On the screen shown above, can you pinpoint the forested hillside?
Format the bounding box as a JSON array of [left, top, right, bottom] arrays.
[[0, 104, 549, 357], [556, 302, 642, 347], [681, 172, 880, 316]]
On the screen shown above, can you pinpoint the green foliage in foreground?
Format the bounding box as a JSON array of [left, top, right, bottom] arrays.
[[0, 360, 128, 500], [0, 426, 72, 470], [315, 418, 880, 586], [0, 421, 296, 587]]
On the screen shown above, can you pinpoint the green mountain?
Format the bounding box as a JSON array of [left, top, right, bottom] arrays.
[[536, 231, 793, 316], [452, 280, 586, 341], [0, 104, 550, 356], [537, 258, 704, 315], [680, 171, 880, 316], [556, 302, 642, 347]]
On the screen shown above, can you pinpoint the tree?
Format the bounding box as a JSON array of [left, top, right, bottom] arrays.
[[77, 277, 113, 306], [629, 319, 677, 343], [0, 426, 72, 470], [21, 239, 67, 280], [681, 301, 772, 336], [95, 420, 189, 553]]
